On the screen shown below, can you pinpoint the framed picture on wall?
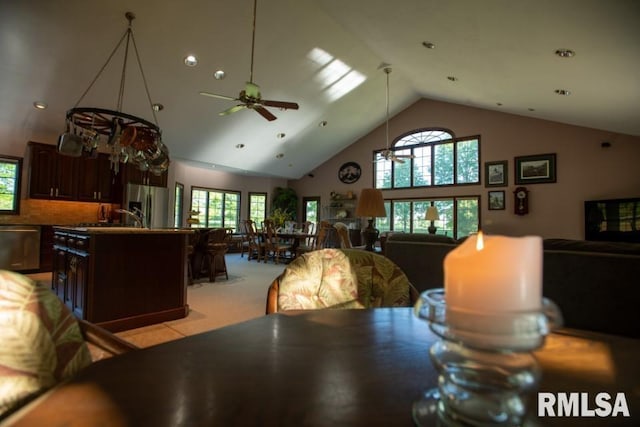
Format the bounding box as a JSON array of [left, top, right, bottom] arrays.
[[488, 191, 505, 210], [514, 153, 557, 184], [485, 160, 508, 187]]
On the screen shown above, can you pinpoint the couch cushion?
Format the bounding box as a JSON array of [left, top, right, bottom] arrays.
[[543, 238, 640, 255], [0, 271, 91, 418], [387, 233, 457, 244]]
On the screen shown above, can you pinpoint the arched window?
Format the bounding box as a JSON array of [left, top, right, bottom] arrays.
[[374, 128, 480, 189]]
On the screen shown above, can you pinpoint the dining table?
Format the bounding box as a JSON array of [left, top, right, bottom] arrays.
[[3, 308, 638, 426]]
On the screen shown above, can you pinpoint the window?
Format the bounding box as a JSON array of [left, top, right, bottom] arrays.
[[191, 187, 240, 230], [174, 182, 184, 228], [374, 129, 480, 189], [249, 192, 267, 226], [0, 156, 22, 215], [375, 197, 479, 240], [303, 197, 320, 225]]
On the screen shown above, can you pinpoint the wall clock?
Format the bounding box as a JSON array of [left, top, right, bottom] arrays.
[[338, 162, 361, 184], [514, 186, 529, 215]]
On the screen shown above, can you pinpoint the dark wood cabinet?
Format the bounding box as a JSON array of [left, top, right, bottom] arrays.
[[52, 227, 190, 332], [77, 153, 115, 202], [39, 225, 54, 272], [29, 142, 78, 200]]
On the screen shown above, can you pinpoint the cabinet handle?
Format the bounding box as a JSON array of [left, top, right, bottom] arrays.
[[55, 188, 59, 197], [98, 191, 102, 199], [50, 188, 53, 197], [94, 191, 97, 199]]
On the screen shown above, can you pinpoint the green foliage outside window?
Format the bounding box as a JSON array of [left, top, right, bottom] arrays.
[[190, 187, 240, 231], [0, 157, 21, 214]]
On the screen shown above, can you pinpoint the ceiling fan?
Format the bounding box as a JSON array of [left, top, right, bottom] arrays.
[[379, 66, 414, 163], [199, 0, 299, 121]]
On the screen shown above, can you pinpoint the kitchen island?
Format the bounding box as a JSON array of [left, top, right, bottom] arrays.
[[52, 227, 193, 332]]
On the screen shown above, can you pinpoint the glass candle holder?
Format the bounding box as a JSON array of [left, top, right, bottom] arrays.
[[412, 289, 562, 427]]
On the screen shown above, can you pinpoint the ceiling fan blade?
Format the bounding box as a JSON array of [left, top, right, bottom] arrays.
[[219, 105, 247, 116], [395, 154, 415, 159], [262, 100, 299, 110], [393, 157, 406, 164], [253, 105, 277, 121], [199, 91, 237, 101]]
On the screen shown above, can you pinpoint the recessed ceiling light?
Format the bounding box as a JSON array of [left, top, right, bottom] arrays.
[[236, 143, 245, 149], [213, 70, 226, 80], [33, 102, 47, 110], [277, 133, 286, 139], [276, 153, 284, 159], [152, 103, 164, 112], [447, 76, 458, 82], [555, 49, 575, 58], [555, 89, 571, 96], [496, 102, 503, 106], [422, 41, 436, 49], [528, 108, 536, 112], [319, 120, 328, 127], [184, 55, 198, 67]]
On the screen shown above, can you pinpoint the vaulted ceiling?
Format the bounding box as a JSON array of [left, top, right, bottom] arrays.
[[1, 0, 638, 179]]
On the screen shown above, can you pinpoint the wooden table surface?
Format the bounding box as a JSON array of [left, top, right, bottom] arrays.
[[4, 308, 639, 426]]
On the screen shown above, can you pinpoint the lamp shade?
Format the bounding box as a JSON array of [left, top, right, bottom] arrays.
[[425, 206, 439, 221], [355, 189, 387, 218]]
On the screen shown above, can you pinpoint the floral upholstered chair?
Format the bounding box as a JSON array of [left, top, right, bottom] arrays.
[[265, 248, 418, 314], [0, 270, 137, 420]]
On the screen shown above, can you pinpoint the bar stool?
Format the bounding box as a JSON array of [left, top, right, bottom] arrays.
[[206, 228, 231, 282]]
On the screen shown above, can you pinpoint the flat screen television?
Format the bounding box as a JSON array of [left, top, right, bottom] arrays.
[[584, 197, 640, 243]]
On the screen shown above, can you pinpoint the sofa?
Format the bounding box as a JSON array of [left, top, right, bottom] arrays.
[[384, 233, 640, 339]]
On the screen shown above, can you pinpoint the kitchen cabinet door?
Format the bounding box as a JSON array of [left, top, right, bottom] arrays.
[[29, 142, 78, 200], [77, 154, 114, 202], [69, 253, 88, 319]]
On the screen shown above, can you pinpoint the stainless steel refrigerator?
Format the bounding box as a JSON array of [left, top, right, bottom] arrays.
[[124, 184, 169, 228]]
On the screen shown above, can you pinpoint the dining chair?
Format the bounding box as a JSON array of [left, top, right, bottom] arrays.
[[263, 219, 293, 264], [295, 221, 329, 257], [265, 248, 419, 314], [238, 220, 251, 258], [245, 219, 265, 262], [334, 222, 366, 250], [0, 270, 137, 420]]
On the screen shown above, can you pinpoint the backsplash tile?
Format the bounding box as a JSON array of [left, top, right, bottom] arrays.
[[0, 199, 120, 225]]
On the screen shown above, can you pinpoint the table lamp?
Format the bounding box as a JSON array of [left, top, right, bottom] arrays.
[[425, 205, 439, 234], [355, 189, 387, 251]]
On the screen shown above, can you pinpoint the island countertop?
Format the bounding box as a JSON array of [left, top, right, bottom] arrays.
[[53, 226, 194, 234]]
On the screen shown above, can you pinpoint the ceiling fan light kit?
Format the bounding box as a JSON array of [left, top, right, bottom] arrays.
[[60, 12, 169, 176], [199, 0, 299, 121]]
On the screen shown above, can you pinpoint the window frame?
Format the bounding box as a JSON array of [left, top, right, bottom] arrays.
[[0, 156, 22, 215], [190, 186, 241, 231], [373, 128, 480, 190], [376, 196, 480, 240], [248, 192, 267, 226]]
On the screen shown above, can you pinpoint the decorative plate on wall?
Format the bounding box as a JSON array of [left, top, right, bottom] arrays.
[[338, 162, 361, 184]]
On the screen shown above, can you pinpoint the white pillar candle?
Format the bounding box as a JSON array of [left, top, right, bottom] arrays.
[[445, 232, 543, 314]]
